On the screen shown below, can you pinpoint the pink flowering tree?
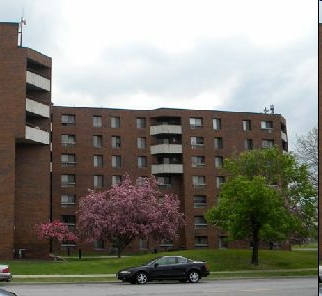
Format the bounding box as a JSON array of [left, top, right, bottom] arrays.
[[34, 220, 78, 255], [77, 174, 185, 257]]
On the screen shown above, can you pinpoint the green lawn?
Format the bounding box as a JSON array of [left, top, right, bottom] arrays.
[[4, 248, 317, 278]]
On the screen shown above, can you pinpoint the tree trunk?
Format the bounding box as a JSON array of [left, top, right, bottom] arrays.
[[117, 246, 121, 258], [116, 237, 123, 258], [251, 228, 259, 265]]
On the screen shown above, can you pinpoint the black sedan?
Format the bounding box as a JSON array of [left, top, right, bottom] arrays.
[[117, 255, 210, 284]]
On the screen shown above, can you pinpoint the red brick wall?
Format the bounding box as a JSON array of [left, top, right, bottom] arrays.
[[15, 145, 51, 257], [0, 23, 24, 258]]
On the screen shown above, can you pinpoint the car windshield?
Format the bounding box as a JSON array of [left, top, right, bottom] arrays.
[[145, 257, 161, 266]]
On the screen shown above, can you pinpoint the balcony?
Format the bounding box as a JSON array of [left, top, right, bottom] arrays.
[[26, 98, 50, 118], [25, 125, 50, 144], [150, 144, 182, 155], [281, 131, 288, 142], [151, 164, 183, 174], [150, 125, 182, 135], [26, 71, 51, 91]]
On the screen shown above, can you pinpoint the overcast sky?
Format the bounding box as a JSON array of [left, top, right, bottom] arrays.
[[1, 0, 317, 150]]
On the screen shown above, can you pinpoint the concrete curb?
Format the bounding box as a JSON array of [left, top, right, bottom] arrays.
[[14, 274, 115, 278]]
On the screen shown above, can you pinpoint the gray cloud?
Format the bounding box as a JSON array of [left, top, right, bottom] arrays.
[[0, 0, 317, 150]]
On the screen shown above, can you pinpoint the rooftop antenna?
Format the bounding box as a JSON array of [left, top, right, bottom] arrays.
[[18, 10, 26, 47]]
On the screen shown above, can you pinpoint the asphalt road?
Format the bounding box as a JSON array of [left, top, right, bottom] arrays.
[[2, 277, 318, 296]]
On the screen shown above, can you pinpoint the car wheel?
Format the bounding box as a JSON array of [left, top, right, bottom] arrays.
[[188, 270, 200, 283], [136, 272, 148, 284]]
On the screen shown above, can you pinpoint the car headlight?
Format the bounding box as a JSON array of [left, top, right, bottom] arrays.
[[120, 271, 131, 274]]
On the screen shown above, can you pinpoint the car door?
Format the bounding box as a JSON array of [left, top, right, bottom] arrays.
[[150, 257, 176, 280], [171, 257, 188, 278]]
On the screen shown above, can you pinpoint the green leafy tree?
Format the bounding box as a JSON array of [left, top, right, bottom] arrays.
[[205, 146, 315, 265]]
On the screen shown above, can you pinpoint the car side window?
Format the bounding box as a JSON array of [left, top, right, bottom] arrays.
[[177, 257, 187, 264], [167, 257, 176, 265], [156, 257, 168, 266], [157, 257, 176, 265]]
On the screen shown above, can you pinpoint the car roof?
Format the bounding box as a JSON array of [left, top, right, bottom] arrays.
[[160, 255, 185, 258]]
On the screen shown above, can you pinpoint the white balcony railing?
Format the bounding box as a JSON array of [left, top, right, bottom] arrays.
[[25, 126, 50, 144], [150, 125, 182, 135], [26, 98, 50, 118], [26, 71, 51, 91], [150, 144, 182, 154], [281, 131, 288, 142], [151, 164, 183, 174]]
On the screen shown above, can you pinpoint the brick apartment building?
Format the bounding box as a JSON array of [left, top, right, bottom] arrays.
[[0, 22, 52, 258], [52, 107, 288, 254], [0, 22, 288, 258]]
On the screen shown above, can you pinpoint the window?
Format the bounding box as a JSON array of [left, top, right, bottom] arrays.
[[61, 154, 76, 167], [191, 136, 204, 148], [61, 215, 76, 226], [111, 136, 121, 148], [216, 176, 225, 188], [189, 117, 203, 128], [111, 116, 120, 128], [61, 174, 76, 187], [192, 176, 206, 188], [93, 155, 103, 167], [215, 156, 223, 168], [61, 114, 75, 125], [213, 118, 221, 130], [261, 120, 273, 130], [244, 139, 253, 150], [136, 176, 149, 186], [93, 116, 102, 127], [193, 195, 207, 208], [157, 138, 169, 144], [94, 240, 105, 249], [138, 156, 147, 168], [194, 216, 207, 229], [158, 156, 170, 164], [61, 134, 76, 146], [139, 239, 148, 250], [136, 117, 146, 128], [214, 137, 223, 149], [112, 175, 122, 185], [61, 194, 76, 205], [94, 175, 103, 188], [242, 120, 251, 131], [195, 236, 208, 247], [191, 156, 205, 167], [157, 176, 171, 188], [93, 135, 102, 148], [112, 155, 122, 167], [137, 137, 147, 149], [262, 139, 274, 148]]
